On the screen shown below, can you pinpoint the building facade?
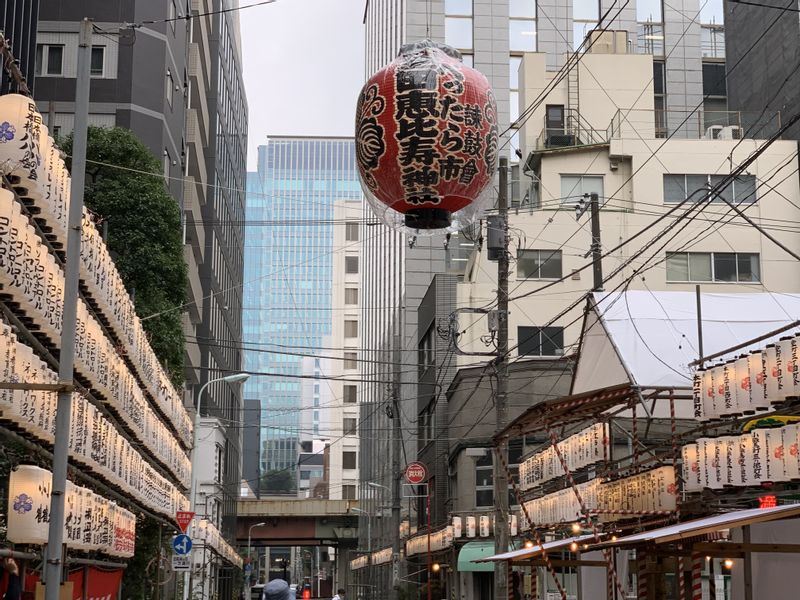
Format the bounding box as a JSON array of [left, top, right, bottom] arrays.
[[1, 0, 39, 94], [724, 0, 800, 139], [197, 0, 249, 544], [245, 137, 361, 495]]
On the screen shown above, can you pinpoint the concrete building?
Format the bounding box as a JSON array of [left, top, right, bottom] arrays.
[[245, 137, 361, 495], [34, 1, 188, 206], [1, 0, 39, 94], [455, 49, 799, 362], [326, 200, 363, 503], [724, 0, 800, 139]]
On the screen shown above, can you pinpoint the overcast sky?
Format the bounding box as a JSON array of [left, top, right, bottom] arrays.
[[240, 0, 366, 170]]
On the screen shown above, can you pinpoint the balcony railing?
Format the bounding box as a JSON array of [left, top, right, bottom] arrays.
[[607, 108, 782, 140], [701, 24, 725, 59], [637, 21, 664, 55], [534, 109, 609, 151]]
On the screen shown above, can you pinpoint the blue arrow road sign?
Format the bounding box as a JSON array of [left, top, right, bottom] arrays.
[[173, 534, 193, 555]]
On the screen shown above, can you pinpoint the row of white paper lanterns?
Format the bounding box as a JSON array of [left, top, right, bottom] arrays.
[[0, 94, 192, 445], [519, 423, 608, 491], [0, 323, 189, 517], [194, 518, 243, 568], [7, 465, 136, 557], [0, 190, 191, 482], [693, 334, 800, 420], [451, 514, 518, 539], [520, 466, 677, 527], [682, 423, 800, 492]]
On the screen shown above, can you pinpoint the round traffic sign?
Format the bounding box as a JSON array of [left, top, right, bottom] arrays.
[[173, 534, 192, 555], [405, 461, 427, 484]]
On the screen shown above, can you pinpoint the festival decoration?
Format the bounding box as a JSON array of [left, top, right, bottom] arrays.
[[355, 40, 498, 232], [519, 423, 608, 491], [6, 466, 136, 557], [682, 423, 800, 490]]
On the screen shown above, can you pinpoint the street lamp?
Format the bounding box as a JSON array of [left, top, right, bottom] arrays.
[[189, 372, 251, 513], [350, 507, 372, 596], [248, 522, 266, 586], [367, 481, 390, 493]]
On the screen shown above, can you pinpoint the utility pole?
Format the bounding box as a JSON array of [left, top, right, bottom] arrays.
[[576, 192, 603, 291], [493, 156, 510, 600], [390, 304, 403, 600], [44, 18, 92, 600]]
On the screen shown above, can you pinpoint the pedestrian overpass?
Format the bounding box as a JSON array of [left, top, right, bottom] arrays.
[[236, 498, 360, 547]]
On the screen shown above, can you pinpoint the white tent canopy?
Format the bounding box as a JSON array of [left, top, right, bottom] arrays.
[[572, 291, 800, 395]]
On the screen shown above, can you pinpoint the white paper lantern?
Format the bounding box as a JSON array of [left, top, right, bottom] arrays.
[[764, 344, 782, 405], [6, 465, 51, 544], [681, 443, 702, 492], [748, 350, 770, 412], [783, 423, 800, 480], [452, 515, 462, 538]]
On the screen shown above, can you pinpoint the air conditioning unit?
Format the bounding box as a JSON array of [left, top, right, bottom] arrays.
[[720, 125, 744, 139], [704, 125, 724, 139]]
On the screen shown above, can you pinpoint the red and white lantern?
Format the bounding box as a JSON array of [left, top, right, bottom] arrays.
[[355, 40, 498, 232]]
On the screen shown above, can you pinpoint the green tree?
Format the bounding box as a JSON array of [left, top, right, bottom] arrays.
[[261, 470, 296, 494], [61, 126, 188, 387]]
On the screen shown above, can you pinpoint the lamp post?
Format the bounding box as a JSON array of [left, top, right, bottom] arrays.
[[350, 507, 372, 592], [367, 481, 391, 493], [187, 372, 250, 600], [189, 372, 251, 513], [248, 522, 266, 586]]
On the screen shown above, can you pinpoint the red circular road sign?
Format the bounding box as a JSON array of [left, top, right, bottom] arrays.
[[405, 461, 428, 484]]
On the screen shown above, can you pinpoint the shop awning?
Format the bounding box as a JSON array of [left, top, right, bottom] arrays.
[[474, 534, 598, 563], [594, 503, 800, 548], [458, 542, 497, 572]]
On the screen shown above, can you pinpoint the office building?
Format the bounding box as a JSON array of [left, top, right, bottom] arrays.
[[245, 137, 361, 495], [724, 0, 800, 139], [1, 0, 40, 94]]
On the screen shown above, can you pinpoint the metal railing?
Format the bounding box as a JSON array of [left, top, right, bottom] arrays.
[[534, 109, 609, 150], [607, 108, 782, 140]]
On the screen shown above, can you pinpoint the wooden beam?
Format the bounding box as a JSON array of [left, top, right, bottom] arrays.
[[519, 559, 607, 567], [693, 542, 800, 554]]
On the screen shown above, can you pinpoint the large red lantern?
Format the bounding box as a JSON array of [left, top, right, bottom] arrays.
[[355, 40, 498, 232]]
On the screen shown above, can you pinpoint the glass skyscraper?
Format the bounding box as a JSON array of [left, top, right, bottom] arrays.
[[244, 137, 361, 494]]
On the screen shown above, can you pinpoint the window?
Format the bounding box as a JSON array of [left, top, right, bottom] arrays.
[[663, 174, 756, 204], [665, 252, 760, 283], [90, 46, 105, 77], [560, 175, 604, 204], [344, 320, 358, 338], [445, 0, 473, 51], [342, 485, 357, 499], [573, 0, 599, 49], [345, 288, 359, 305], [343, 418, 358, 436], [475, 452, 493, 507], [166, 69, 174, 107], [163, 149, 171, 178], [518, 326, 564, 356], [345, 222, 359, 241], [345, 256, 359, 274], [509, 18, 536, 52], [343, 451, 357, 469], [418, 328, 434, 376], [344, 352, 358, 370], [36, 44, 64, 76], [517, 249, 562, 279], [343, 384, 357, 404]]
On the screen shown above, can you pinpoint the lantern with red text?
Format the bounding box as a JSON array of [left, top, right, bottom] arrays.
[[355, 40, 498, 232]]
